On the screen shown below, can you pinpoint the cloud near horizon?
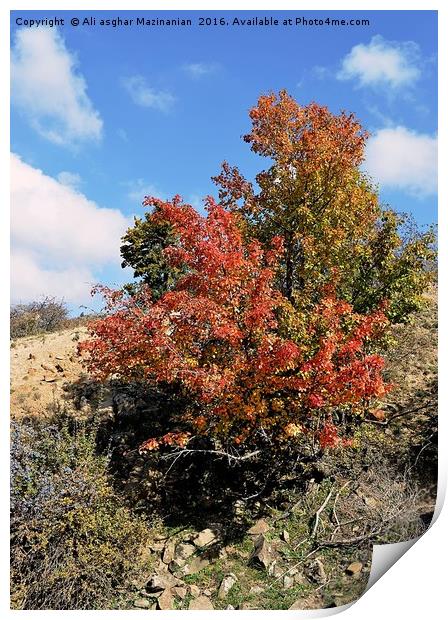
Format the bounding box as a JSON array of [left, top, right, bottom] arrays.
[[11, 28, 103, 146], [11, 154, 130, 305]]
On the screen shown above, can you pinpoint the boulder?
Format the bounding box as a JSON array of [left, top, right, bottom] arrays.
[[133, 598, 150, 609]]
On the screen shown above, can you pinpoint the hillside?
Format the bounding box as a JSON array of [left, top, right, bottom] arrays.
[[10, 290, 437, 610]]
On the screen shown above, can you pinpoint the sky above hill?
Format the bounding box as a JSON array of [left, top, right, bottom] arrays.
[[10, 10, 437, 312]]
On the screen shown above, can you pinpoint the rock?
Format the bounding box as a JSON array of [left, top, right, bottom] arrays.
[[55, 355, 64, 360], [280, 529, 290, 543], [193, 527, 220, 548], [133, 598, 150, 609], [174, 542, 196, 561], [293, 572, 308, 585], [157, 589, 175, 610], [203, 589, 212, 596], [249, 535, 276, 570], [41, 363, 55, 373], [162, 541, 176, 564], [249, 585, 265, 595], [289, 594, 323, 610], [346, 561, 363, 575], [146, 572, 179, 592], [42, 377, 56, 383], [189, 595, 214, 610], [169, 557, 187, 572], [226, 604, 235, 610], [283, 574, 294, 589], [182, 556, 210, 575], [248, 518, 270, 535], [171, 585, 188, 599], [218, 573, 238, 599], [268, 560, 284, 578], [306, 558, 326, 584], [189, 584, 201, 597]]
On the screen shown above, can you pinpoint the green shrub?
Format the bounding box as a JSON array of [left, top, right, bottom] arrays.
[[10, 416, 153, 609]]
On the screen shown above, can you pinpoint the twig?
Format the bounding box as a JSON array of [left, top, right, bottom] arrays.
[[161, 448, 261, 463], [311, 485, 334, 538]]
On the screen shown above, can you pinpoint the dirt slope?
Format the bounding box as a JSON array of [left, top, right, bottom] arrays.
[[10, 326, 88, 418]]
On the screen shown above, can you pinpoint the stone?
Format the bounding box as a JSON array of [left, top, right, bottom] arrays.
[[268, 560, 284, 578], [157, 589, 175, 610], [249, 535, 275, 570], [162, 541, 176, 564], [283, 574, 294, 589], [306, 559, 326, 585], [171, 585, 188, 599], [146, 572, 179, 592], [174, 542, 196, 561], [346, 561, 363, 575], [226, 604, 235, 610], [280, 529, 290, 543], [182, 556, 210, 575], [193, 527, 220, 548], [248, 518, 270, 535], [218, 573, 238, 599], [189, 584, 201, 597], [289, 594, 323, 610], [189, 595, 214, 610], [133, 598, 150, 609]]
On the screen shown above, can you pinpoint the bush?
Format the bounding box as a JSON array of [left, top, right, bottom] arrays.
[[10, 297, 69, 339], [10, 416, 153, 609]]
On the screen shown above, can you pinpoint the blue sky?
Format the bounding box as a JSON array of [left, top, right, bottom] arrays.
[[10, 10, 437, 312]]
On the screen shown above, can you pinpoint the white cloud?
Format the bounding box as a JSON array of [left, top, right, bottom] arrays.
[[11, 154, 130, 303], [337, 35, 421, 89], [121, 75, 175, 111], [364, 126, 437, 196], [56, 171, 82, 189], [11, 249, 95, 304], [11, 28, 103, 145], [183, 62, 218, 78]]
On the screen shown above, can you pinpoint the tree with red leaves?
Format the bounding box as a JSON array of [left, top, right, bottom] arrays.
[[81, 195, 390, 457]]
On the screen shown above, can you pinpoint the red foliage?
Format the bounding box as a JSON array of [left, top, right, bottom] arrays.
[[80, 196, 390, 452]]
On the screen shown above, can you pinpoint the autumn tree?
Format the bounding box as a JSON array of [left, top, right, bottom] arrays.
[[82, 196, 389, 458], [213, 91, 435, 322]]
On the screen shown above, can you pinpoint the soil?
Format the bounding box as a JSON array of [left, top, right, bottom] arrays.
[[10, 327, 87, 417]]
